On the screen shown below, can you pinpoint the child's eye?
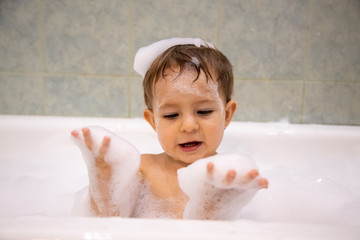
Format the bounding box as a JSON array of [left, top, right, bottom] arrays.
[[197, 110, 213, 115], [164, 113, 179, 119]]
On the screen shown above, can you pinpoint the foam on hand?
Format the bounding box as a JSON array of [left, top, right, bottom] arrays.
[[178, 153, 264, 220], [133, 37, 215, 77], [71, 126, 141, 217]]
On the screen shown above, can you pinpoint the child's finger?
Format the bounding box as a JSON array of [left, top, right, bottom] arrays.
[[206, 162, 214, 179], [246, 169, 259, 180], [240, 169, 259, 185], [82, 128, 93, 150], [258, 178, 269, 189], [71, 130, 79, 138], [98, 136, 111, 161], [223, 169, 236, 185]]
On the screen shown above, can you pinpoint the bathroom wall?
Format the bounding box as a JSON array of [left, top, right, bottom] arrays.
[[0, 0, 359, 125]]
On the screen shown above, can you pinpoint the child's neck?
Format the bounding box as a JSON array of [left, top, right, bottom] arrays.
[[160, 152, 191, 171]]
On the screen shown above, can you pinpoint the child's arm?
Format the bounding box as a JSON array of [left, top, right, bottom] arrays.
[[71, 127, 140, 217], [178, 154, 268, 220]]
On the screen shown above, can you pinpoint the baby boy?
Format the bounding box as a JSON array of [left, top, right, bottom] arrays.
[[71, 38, 268, 220]]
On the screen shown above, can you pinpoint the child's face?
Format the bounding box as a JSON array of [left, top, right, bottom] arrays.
[[144, 67, 236, 165]]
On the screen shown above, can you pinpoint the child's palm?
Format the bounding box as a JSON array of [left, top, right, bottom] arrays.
[[71, 127, 140, 217], [178, 154, 268, 220]]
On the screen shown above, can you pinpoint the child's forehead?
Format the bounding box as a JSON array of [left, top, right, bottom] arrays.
[[155, 69, 218, 91], [152, 69, 221, 105], [156, 64, 217, 87]]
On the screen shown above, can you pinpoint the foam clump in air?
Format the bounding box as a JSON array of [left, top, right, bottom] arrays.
[[134, 37, 215, 77], [71, 126, 140, 217], [178, 153, 266, 220]]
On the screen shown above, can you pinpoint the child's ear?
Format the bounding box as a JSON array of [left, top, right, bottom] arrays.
[[225, 100, 237, 127], [144, 108, 156, 131]]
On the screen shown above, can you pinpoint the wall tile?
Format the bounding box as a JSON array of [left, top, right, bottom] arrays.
[[303, 82, 360, 125], [43, 0, 129, 75], [0, 74, 44, 115], [1, 0, 359, 125], [221, 0, 308, 80], [233, 80, 303, 122], [45, 76, 129, 117], [130, 77, 145, 118], [308, 0, 360, 81], [0, 0, 42, 71], [132, 0, 218, 76]]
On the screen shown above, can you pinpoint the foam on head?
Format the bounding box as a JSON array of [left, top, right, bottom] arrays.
[[133, 37, 215, 77]]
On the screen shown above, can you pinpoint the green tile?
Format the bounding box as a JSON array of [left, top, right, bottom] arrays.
[[45, 75, 129, 117], [43, 0, 129, 74], [0, 74, 44, 115], [130, 77, 146, 118], [0, 0, 42, 71], [303, 82, 360, 125], [233, 80, 303, 122], [220, 0, 308, 80], [308, 0, 360, 81]]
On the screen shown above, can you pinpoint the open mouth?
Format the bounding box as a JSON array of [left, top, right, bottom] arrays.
[[179, 141, 202, 152]]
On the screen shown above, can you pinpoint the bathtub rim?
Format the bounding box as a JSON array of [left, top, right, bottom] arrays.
[[1, 215, 359, 240]]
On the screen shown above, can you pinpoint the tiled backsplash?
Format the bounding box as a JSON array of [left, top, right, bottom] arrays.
[[1, 0, 359, 124]]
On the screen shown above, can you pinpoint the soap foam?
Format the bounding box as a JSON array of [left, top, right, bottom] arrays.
[[134, 37, 215, 77], [240, 158, 360, 225], [132, 176, 187, 219], [178, 154, 262, 220], [71, 126, 141, 217]]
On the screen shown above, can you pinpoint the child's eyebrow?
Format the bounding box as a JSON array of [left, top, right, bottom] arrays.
[[158, 99, 217, 110], [158, 103, 178, 110], [196, 99, 217, 104]]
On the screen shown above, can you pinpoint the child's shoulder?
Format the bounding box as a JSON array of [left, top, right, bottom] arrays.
[[139, 153, 162, 173], [140, 153, 160, 164]]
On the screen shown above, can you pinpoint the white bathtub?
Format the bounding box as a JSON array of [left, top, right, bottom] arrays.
[[0, 115, 359, 239]]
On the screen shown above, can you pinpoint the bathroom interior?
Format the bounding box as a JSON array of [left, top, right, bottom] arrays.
[[0, 0, 359, 239]]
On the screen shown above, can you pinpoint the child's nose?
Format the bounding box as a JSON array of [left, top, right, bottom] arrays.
[[180, 115, 199, 133]]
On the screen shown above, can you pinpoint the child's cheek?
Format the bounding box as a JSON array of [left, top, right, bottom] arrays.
[[156, 126, 173, 152], [154, 118, 167, 141], [207, 121, 225, 147]]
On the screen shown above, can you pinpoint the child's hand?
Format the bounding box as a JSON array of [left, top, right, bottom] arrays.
[[71, 126, 140, 217], [71, 128, 112, 184], [178, 154, 268, 220], [206, 161, 268, 190]]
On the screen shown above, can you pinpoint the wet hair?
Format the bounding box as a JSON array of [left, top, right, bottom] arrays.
[[142, 44, 233, 110]]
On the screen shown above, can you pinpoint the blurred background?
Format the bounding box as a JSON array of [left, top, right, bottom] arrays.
[[0, 0, 359, 125]]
